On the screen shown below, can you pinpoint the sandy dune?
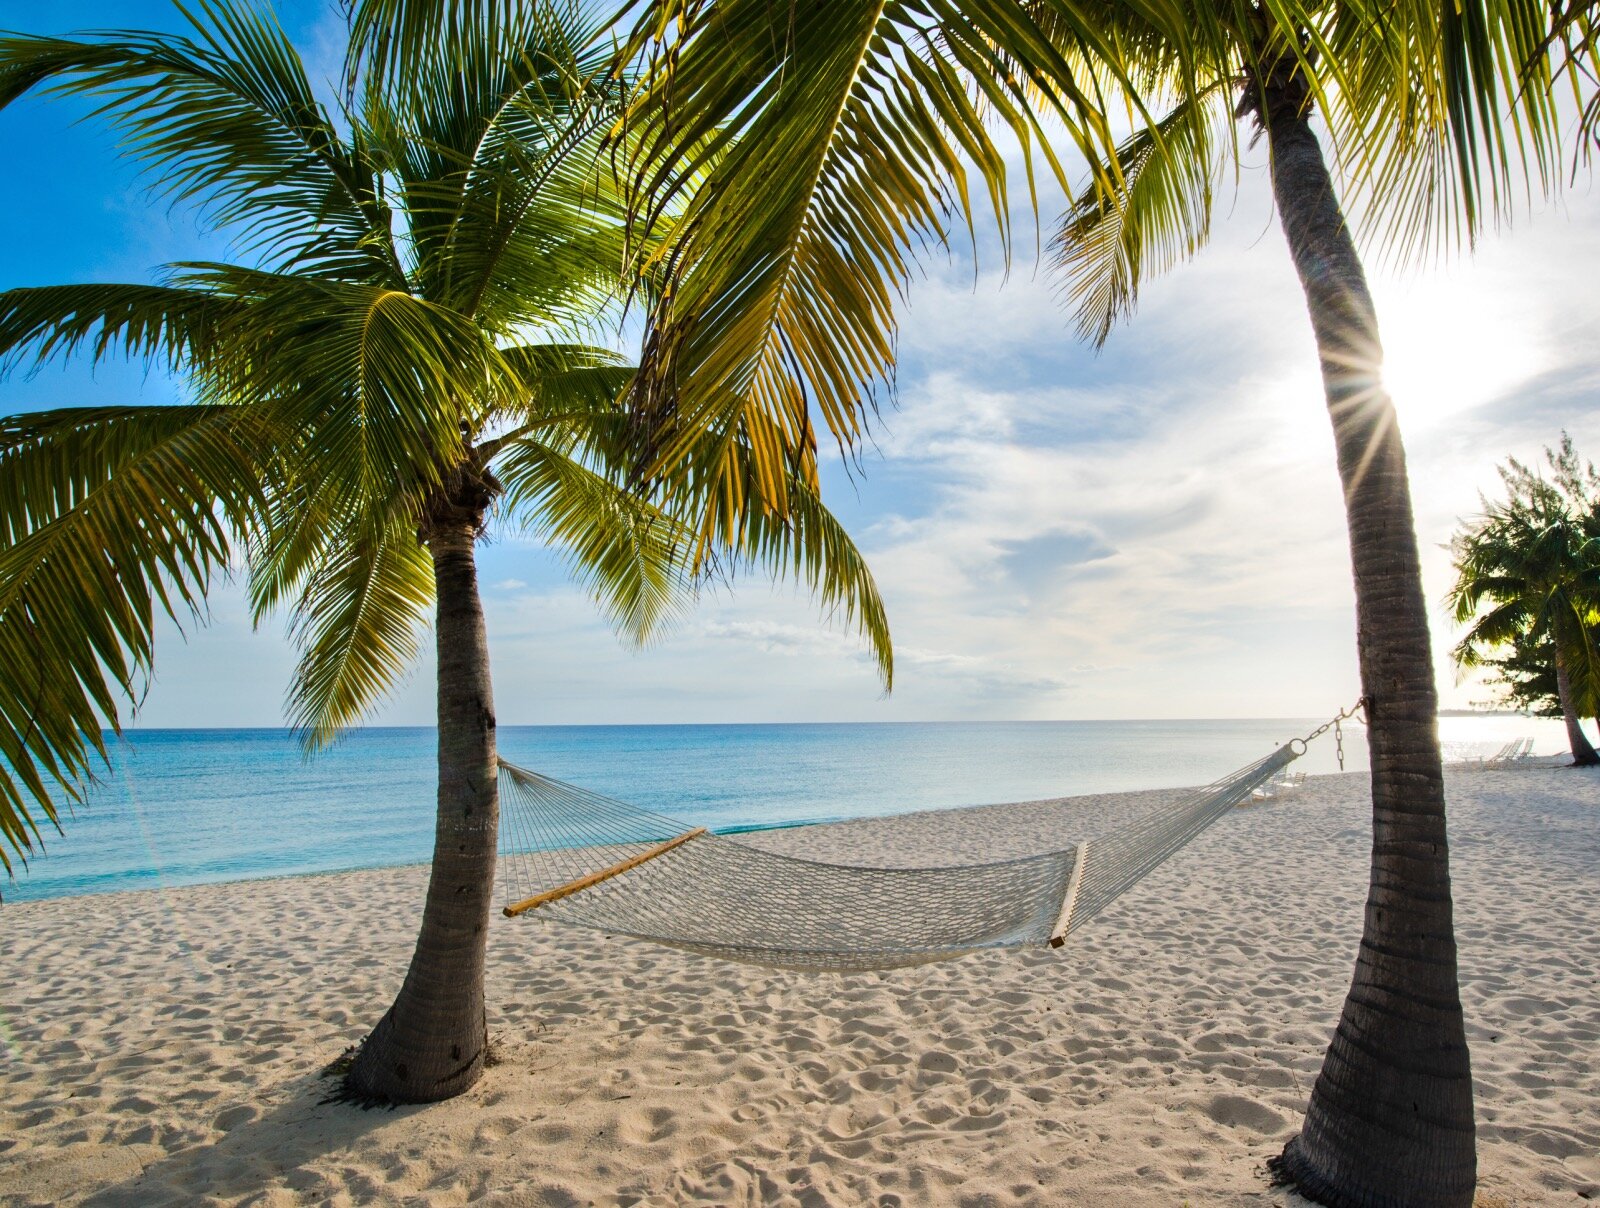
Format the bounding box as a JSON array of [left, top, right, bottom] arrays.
[[2, 764, 1596, 1206]]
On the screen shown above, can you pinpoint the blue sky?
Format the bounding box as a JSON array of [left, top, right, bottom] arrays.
[[3, 1, 1598, 727]]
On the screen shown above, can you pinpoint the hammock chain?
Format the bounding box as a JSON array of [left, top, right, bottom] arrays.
[[1293, 698, 1369, 770]]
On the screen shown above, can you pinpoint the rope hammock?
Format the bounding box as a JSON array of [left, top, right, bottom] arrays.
[[495, 739, 1305, 972]]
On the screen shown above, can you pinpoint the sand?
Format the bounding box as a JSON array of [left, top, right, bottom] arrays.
[[1, 763, 1596, 1207]]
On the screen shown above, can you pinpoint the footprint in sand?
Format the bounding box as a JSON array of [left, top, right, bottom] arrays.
[[1197, 1093, 1288, 1135]]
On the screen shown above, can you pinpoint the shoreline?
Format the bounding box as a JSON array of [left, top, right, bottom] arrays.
[[11, 717, 1574, 906], [6, 755, 1565, 907], [3, 764, 1596, 1204]]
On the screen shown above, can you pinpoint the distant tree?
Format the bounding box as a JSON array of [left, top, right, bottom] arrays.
[[1480, 629, 1565, 717], [1450, 435, 1600, 766], [1475, 620, 1600, 720]]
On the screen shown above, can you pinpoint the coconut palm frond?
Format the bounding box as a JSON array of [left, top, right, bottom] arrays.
[[0, 5, 400, 280], [1323, 0, 1566, 265], [387, 4, 628, 326], [491, 345, 636, 453], [0, 404, 270, 875], [1053, 88, 1227, 346], [282, 502, 436, 748], [0, 284, 231, 375], [494, 433, 695, 646], [616, 0, 1151, 536], [173, 264, 495, 490], [739, 474, 894, 692]]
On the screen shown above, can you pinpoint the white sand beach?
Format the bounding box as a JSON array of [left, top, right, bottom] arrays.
[[1, 763, 1596, 1206]]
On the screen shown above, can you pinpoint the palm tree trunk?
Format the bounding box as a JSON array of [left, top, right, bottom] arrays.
[[343, 518, 499, 1104], [1259, 88, 1476, 1207], [1552, 651, 1599, 765]]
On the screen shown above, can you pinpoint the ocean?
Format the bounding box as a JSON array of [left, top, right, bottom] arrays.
[[0, 716, 1567, 902]]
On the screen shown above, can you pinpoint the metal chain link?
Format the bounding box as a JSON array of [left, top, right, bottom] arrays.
[[1293, 698, 1369, 769]]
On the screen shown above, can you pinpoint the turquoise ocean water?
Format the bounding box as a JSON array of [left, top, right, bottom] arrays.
[[0, 716, 1563, 902]]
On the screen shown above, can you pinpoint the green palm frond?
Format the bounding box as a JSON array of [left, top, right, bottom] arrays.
[[613, 0, 1155, 532], [652, 408, 892, 688], [490, 344, 636, 446], [494, 433, 694, 645], [0, 4, 400, 280], [1324, 0, 1566, 264], [173, 264, 495, 488], [0, 404, 269, 875], [737, 474, 894, 691], [1452, 597, 1535, 662], [1053, 89, 1226, 346], [383, 4, 627, 326], [282, 502, 436, 747], [342, 0, 518, 90], [245, 468, 340, 624], [0, 284, 230, 374], [1556, 589, 1600, 714]]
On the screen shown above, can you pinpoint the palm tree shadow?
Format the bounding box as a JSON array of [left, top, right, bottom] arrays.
[[80, 1068, 417, 1205]]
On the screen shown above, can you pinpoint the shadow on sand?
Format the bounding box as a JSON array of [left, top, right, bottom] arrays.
[[81, 1067, 421, 1205]]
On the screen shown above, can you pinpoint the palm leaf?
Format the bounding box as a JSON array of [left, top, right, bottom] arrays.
[[379, 3, 627, 327], [280, 500, 435, 747], [736, 473, 894, 691], [0, 3, 400, 280], [0, 404, 270, 878], [0, 283, 231, 375], [172, 264, 495, 492], [493, 433, 695, 645], [1053, 88, 1226, 345], [615, 0, 1156, 537]]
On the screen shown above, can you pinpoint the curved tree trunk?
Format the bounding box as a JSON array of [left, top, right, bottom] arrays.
[[344, 517, 499, 1104], [1552, 651, 1599, 765], [1259, 86, 1476, 1207]]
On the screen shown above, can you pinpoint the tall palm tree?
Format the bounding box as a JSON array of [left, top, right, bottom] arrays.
[[1040, 11, 1563, 1201], [1450, 438, 1600, 766], [630, 8, 1569, 1203], [347, 0, 1576, 1201], [0, 1, 890, 1105]]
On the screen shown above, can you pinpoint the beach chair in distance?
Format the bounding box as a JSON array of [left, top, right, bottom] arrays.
[[1245, 768, 1306, 806], [1480, 738, 1533, 768]]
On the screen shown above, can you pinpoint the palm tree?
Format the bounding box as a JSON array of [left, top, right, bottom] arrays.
[[615, 6, 1569, 1203], [1450, 438, 1600, 766], [1042, 15, 1540, 1202], [0, 1, 890, 1104], [343, 3, 1573, 1197]]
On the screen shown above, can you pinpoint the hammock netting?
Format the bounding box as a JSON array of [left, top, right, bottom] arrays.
[[496, 742, 1300, 972]]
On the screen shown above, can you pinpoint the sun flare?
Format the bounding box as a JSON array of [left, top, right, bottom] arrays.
[[1374, 278, 1544, 431]]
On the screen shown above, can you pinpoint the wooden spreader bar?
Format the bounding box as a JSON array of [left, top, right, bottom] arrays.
[[1048, 840, 1090, 948], [503, 827, 708, 918]]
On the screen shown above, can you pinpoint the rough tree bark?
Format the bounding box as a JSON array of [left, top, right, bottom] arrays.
[[1552, 652, 1600, 766], [344, 478, 499, 1104], [1257, 65, 1477, 1208]]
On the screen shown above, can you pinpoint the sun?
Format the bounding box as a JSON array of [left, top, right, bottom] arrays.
[[1373, 275, 1545, 432]]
